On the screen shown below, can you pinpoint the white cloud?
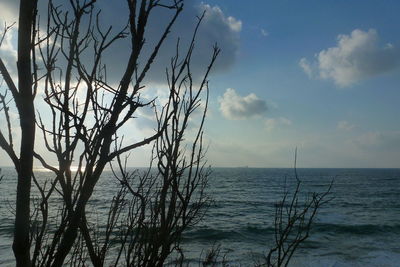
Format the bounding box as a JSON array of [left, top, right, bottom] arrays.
[[299, 57, 313, 78], [260, 28, 269, 37], [221, 12, 242, 33], [301, 29, 400, 87], [265, 117, 292, 131], [337, 120, 355, 131], [219, 88, 267, 120]]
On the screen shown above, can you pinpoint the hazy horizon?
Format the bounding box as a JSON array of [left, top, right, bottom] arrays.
[[1, 165, 399, 170]]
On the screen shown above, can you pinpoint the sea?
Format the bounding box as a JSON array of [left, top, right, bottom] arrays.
[[0, 167, 399, 266]]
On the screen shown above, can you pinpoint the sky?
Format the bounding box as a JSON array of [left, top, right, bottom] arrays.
[[1, 0, 400, 168]]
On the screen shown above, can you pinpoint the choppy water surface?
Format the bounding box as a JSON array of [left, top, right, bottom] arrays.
[[1, 168, 399, 266]]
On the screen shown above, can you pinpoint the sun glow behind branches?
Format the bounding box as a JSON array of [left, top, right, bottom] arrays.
[[33, 166, 85, 172]]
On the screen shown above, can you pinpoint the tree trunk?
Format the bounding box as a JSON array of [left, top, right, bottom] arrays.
[[12, 0, 36, 266]]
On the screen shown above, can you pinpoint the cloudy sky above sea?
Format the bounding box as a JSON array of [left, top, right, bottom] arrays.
[[1, 0, 400, 168]]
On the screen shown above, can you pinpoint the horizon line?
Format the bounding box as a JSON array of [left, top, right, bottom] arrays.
[[1, 165, 399, 170]]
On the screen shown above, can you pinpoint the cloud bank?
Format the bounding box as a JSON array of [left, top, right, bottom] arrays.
[[147, 2, 241, 84], [0, 0, 241, 86], [219, 88, 267, 120], [300, 29, 400, 87], [93, 0, 241, 85]]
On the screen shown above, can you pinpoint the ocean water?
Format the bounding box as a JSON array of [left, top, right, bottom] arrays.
[[0, 167, 399, 266]]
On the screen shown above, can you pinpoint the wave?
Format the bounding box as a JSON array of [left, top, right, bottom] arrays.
[[182, 222, 400, 244], [183, 228, 244, 242], [183, 224, 288, 243], [313, 223, 400, 235]]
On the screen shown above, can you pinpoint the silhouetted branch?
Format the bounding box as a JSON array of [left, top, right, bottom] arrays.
[[262, 150, 333, 267]]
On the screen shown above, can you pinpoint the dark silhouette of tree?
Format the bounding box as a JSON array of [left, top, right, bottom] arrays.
[[1, 0, 218, 266]]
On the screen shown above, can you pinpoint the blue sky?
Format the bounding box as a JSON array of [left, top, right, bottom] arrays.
[[1, 1, 400, 168], [197, 0, 400, 167]]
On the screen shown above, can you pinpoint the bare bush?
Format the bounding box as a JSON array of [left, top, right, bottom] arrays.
[[261, 150, 333, 267]]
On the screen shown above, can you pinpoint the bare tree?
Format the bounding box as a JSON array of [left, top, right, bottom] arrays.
[[1, 0, 219, 266]]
